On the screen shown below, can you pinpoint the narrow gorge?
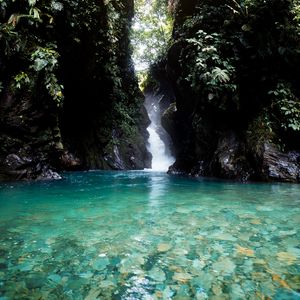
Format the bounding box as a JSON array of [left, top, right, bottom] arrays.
[[1, 0, 300, 182]]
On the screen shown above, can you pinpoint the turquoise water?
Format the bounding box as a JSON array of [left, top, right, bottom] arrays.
[[0, 171, 299, 300]]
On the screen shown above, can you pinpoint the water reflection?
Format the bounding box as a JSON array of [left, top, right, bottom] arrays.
[[148, 172, 167, 202]]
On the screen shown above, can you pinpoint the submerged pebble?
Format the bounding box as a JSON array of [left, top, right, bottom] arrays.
[[212, 258, 236, 275], [148, 267, 166, 282], [157, 243, 172, 252]]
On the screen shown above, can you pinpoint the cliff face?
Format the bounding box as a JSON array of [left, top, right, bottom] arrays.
[[162, 0, 300, 182], [0, 0, 150, 180]]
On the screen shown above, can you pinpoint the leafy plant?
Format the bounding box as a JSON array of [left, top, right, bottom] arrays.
[[184, 30, 238, 109], [269, 83, 300, 131], [30, 46, 64, 106], [13, 72, 30, 89], [131, 0, 173, 74]]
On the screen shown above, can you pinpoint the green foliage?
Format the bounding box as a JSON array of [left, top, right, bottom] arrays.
[[165, 0, 300, 157], [31, 47, 58, 72], [184, 30, 238, 109], [30, 46, 64, 105], [0, 0, 64, 105], [137, 69, 158, 92], [171, 0, 300, 129], [13, 71, 30, 89], [113, 101, 138, 137], [131, 0, 172, 72], [0, 23, 21, 56], [269, 83, 300, 131]]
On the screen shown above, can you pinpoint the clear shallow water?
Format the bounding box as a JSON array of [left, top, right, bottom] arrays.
[[0, 171, 299, 300]]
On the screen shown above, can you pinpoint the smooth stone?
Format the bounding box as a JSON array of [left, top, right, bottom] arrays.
[[191, 259, 206, 273], [148, 267, 166, 282], [191, 273, 213, 290], [26, 277, 45, 289], [173, 248, 189, 256], [212, 284, 223, 295], [230, 284, 245, 299], [48, 274, 61, 283], [241, 280, 256, 294], [162, 286, 175, 298], [84, 287, 101, 300], [176, 207, 191, 214], [173, 296, 190, 300], [210, 232, 237, 242], [67, 278, 88, 290], [236, 245, 255, 257], [250, 219, 261, 225], [157, 243, 172, 252], [277, 252, 297, 265], [243, 259, 253, 273], [279, 230, 297, 237], [99, 280, 115, 288], [119, 255, 145, 274], [212, 258, 236, 275], [92, 257, 110, 270], [260, 280, 276, 297], [176, 284, 190, 297], [172, 272, 192, 283], [19, 263, 34, 272]]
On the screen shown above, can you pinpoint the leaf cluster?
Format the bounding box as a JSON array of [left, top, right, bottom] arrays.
[[184, 30, 238, 110], [173, 0, 300, 137], [131, 0, 172, 72]]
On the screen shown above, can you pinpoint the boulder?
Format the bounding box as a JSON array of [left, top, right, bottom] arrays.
[[210, 132, 253, 182], [0, 153, 61, 181], [258, 143, 300, 182]]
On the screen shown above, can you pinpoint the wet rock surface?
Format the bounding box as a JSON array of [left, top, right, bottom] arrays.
[[0, 90, 64, 181], [167, 129, 300, 183], [0, 154, 61, 181], [210, 132, 254, 182], [259, 143, 300, 182]]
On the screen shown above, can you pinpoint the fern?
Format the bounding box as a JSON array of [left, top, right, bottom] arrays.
[[211, 67, 230, 83]]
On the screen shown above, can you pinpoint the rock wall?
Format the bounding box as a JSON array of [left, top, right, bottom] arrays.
[[0, 0, 150, 180], [162, 0, 300, 182]]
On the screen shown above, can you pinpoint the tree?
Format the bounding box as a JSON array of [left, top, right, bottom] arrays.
[[131, 0, 172, 73]]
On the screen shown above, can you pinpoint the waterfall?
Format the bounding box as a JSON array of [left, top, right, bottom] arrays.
[[145, 93, 175, 171]]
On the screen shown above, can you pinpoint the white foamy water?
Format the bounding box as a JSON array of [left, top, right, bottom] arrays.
[[145, 94, 175, 171]]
